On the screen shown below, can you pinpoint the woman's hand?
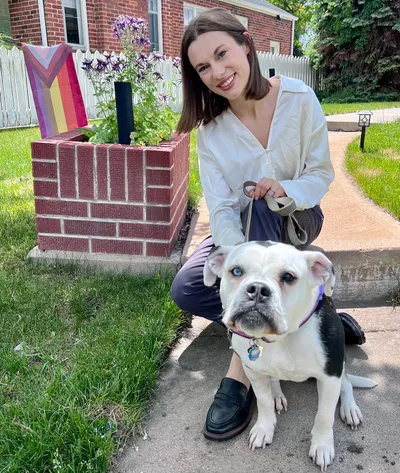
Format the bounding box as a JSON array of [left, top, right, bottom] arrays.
[[248, 178, 286, 200]]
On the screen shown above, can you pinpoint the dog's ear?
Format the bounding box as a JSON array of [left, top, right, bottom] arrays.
[[304, 251, 336, 297], [203, 245, 234, 287]]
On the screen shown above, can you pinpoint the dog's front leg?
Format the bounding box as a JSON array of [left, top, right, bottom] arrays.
[[271, 377, 287, 414], [309, 376, 341, 471], [243, 365, 276, 450]]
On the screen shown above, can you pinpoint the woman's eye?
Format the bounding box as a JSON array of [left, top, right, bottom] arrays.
[[218, 50, 227, 59], [281, 273, 296, 283], [198, 65, 208, 73], [231, 267, 243, 277]]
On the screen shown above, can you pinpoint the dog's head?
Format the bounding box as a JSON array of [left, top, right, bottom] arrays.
[[204, 241, 335, 339]]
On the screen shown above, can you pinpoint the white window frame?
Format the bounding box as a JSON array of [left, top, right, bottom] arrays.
[[62, 0, 89, 50], [148, 0, 163, 53], [184, 3, 248, 30], [270, 40, 280, 55], [235, 14, 248, 29], [184, 3, 208, 27]]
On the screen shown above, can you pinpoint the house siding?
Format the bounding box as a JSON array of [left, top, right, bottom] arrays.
[[8, 0, 292, 57]]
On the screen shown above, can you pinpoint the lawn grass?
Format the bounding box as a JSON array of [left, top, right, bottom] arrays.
[[0, 126, 198, 472], [345, 120, 400, 220], [188, 130, 202, 209], [321, 102, 400, 116]]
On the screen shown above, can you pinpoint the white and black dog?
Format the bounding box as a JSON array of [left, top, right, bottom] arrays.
[[203, 241, 376, 471]]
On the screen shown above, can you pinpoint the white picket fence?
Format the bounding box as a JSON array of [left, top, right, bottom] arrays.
[[0, 46, 317, 129]]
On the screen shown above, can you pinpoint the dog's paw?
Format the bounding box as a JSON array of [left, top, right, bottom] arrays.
[[340, 402, 363, 430], [248, 421, 275, 450], [309, 435, 335, 471], [273, 392, 287, 414]]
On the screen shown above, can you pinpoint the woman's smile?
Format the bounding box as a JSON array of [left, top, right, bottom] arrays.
[[218, 73, 236, 91]]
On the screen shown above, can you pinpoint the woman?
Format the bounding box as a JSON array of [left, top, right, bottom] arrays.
[[171, 7, 365, 442]]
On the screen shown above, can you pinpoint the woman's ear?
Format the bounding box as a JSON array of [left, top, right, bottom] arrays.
[[242, 31, 251, 54]]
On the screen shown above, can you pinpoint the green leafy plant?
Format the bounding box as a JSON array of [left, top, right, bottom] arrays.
[[81, 16, 181, 146], [0, 31, 15, 49]]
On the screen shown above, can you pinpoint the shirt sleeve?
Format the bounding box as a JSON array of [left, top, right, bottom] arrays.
[[197, 126, 245, 246], [279, 89, 335, 210]]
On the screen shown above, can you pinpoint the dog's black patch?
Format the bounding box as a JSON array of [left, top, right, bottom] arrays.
[[317, 296, 345, 377]]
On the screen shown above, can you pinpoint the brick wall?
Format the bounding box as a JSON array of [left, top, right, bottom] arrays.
[[44, 0, 65, 45], [8, 0, 42, 45], [162, 0, 293, 58], [8, 0, 147, 51], [31, 130, 190, 257]]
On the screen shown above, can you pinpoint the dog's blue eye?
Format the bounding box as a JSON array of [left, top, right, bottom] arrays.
[[231, 267, 243, 277], [282, 273, 296, 283]]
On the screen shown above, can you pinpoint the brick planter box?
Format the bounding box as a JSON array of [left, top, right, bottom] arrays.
[[30, 129, 190, 262]]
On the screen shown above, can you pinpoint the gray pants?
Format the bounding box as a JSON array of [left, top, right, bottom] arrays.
[[171, 199, 324, 324]]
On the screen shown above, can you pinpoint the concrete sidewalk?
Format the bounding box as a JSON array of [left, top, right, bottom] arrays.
[[116, 308, 400, 473], [114, 113, 400, 473], [326, 108, 400, 132]]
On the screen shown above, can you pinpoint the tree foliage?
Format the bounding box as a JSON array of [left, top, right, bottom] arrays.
[[312, 0, 400, 99], [266, 0, 313, 56]]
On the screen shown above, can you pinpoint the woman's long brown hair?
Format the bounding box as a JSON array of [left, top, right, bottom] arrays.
[[176, 7, 270, 134]]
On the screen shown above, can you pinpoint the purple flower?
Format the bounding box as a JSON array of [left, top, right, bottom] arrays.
[[81, 58, 93, 71], [95, 59, 108, 72], [159, 93, 168, 104], [151, 52, 165, 62], [112, 15, 150, 50], [172, 57, 181, 68], [111, 58, 123, 71], [135, 53, 149, 69]]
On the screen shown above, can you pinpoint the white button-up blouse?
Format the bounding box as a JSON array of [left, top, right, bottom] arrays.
[[196, 75, 334, 246]]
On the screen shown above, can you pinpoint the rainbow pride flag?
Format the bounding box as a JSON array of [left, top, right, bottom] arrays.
[[23, 43, 88, 138]]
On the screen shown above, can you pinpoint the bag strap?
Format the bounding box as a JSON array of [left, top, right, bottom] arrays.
[[242, 181, 308, 246]]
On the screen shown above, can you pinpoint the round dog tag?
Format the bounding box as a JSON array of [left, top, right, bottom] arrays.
[[248, 343, 263, 361]]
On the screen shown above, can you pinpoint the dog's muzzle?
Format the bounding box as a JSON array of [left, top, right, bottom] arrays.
[[230, 282, 280, 334]]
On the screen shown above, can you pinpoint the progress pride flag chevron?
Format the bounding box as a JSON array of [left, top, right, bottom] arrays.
[[23, 43, 88, 138]]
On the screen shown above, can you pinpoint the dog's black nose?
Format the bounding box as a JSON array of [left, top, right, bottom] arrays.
[[246, 282, 271, 302]]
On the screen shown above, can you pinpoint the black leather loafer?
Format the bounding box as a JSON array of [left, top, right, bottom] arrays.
[[203, 377, 254, 441], [338, 312, 366, 345]]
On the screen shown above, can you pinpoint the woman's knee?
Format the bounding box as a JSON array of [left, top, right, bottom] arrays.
[[170, 270, 189, 311], [170, 266, 223, 323], [252, 198, 281, 218], [242, 198, 284, 241]]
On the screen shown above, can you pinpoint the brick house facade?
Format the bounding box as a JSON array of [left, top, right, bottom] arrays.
[[8, 0, 296, 57]]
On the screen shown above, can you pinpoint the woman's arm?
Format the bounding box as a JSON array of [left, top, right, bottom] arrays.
[[279, 89, 335, 210], [197, 127, 245, 246]]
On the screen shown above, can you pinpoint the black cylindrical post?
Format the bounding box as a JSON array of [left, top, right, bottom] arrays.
[[360, 126, 366, 152], [114, 81, 134, 145]]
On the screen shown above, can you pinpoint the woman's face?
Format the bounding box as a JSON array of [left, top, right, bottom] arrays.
[[188, 31, 250, 102]]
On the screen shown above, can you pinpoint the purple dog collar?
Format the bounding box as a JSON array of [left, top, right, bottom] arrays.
[[229, 284, 325, 344]]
